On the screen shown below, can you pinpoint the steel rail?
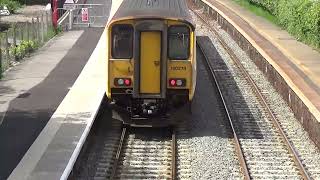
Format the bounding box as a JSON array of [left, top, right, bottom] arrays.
[[197, 42, 251, 180], [171, 129, 177, 180], [110, 127, 127, 180], [192, 6, 311, 180]]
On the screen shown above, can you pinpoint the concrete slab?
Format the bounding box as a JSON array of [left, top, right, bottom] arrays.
[[8, 27, 107, 180]]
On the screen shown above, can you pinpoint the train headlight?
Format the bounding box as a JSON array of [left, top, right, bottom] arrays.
[[176, 79, 183, 86], [169, 78, 186, 87], [118, 78, 124, 85]]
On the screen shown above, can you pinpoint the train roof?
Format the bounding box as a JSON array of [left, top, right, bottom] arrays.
[[109, 0, 195, 29]]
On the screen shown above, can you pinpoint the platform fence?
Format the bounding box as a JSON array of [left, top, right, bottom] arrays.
[[58, 3, 107, 30], [0, 11, 54, 78]]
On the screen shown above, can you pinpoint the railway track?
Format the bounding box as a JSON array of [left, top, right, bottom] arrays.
[[194, 7, 312, 180], [70, 111, 178, 180], [109, 127, 176, 179]]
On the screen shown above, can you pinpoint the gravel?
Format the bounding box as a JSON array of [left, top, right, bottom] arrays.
[[174, 8, 243, 180], [186, 2, 320, 179], [212, 11, 320, 180], [189, 3, 320, 179], [177, 49, 242, 179]]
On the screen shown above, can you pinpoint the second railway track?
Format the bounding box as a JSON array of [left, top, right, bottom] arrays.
[[194, 6, 313, 179]]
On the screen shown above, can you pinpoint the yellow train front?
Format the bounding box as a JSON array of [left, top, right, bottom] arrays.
[[106, 0, 196, 127]]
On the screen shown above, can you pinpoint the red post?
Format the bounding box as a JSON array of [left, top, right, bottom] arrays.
[[52, 0, 58, 30]]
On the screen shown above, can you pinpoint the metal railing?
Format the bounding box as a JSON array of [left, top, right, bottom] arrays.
[[58, 3, 107, 30]]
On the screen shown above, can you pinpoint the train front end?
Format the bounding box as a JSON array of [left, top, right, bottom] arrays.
[[105, 3, 196, 126]]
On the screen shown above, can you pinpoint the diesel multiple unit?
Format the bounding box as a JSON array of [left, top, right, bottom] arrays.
[[106, 0, 196, 126]]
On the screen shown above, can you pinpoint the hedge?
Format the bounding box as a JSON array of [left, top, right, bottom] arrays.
[[16, 0, 50, 5], [0, 0, 21, 13], [246, 0, 320, 49]]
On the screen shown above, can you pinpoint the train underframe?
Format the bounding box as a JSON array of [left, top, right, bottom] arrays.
[[109, 89, 191, 127]]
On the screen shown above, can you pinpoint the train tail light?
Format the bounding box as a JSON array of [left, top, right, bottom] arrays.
[[169, 78, 186, 87], [170, 79, 176, 86], [124, 79, 131, 86], [115, 78, 131, 86]]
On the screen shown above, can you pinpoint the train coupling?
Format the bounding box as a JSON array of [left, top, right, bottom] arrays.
[[142, 100, 159, 115]]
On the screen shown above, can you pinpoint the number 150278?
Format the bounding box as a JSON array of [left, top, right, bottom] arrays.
[[170, 66, 187, 71]]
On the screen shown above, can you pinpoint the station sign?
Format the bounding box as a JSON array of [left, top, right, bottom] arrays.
[[63, 0, 75, 10], [82, 8, 89, 22]]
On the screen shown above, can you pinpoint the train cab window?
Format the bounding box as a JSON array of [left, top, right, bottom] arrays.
[[168, 26, 190, 60], [112, 24, 133, 59]]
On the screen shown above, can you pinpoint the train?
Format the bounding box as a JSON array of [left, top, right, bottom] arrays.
[[105, 0, 196, 126]]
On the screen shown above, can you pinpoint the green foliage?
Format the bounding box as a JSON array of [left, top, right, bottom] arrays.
[[15, 0, 48, 5], [247, 0, 279, 15], [233, 0, 277, 24], [9, 40, 39, 60], [56, 25, 63, 34], [234, 0, 320, 49], [45, 27, 58, 41], [0, 0, 21, 13]]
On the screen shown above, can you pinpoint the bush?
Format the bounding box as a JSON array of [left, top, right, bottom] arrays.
[[0, 0, 21, 13], [15, 0, 49, 5], [9, 40, 39, 60], [246, 0, 320, 48], [249, 0, 279, 15]]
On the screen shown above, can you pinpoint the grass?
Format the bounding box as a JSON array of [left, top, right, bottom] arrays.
[[45, 27, 57, 41], [232, 0, 278, 25]]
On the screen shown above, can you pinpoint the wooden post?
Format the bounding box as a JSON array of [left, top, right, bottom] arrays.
[[46, 11, 49, 34], [5, 32, 9, 69], [31, 18, 35, 41], [41, 14, 44, 43], [0, 37, 2, 78], [13, 25, 17, 61], [27, 22, 30, 42], [20, 25, 24, 41], [37, 17, 40, 43]]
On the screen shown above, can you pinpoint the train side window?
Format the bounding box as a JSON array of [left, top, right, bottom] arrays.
[[168, 26, 190, 60], [112, 24, 133, 59]]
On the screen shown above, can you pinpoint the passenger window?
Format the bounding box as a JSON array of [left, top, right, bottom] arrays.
[[168, 26, 190, 60], [112, 24, 133, 59]]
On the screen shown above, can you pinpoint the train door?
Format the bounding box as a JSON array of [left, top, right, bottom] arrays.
[[140, 31, 161, 94]]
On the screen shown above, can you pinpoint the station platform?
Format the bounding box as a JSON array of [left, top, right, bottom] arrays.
[[7, 28, 106, 180], [5, 1, 115, 179], [0, 28, 103, 179], [194, 0, 320, 146]]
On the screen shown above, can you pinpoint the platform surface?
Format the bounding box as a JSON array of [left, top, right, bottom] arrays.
[[202, 0, 320, 120], [6, 1, 115, 179], [0, 29, 104, 179], [7, 27, 106, 180], [0, 30, 100, 179]]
